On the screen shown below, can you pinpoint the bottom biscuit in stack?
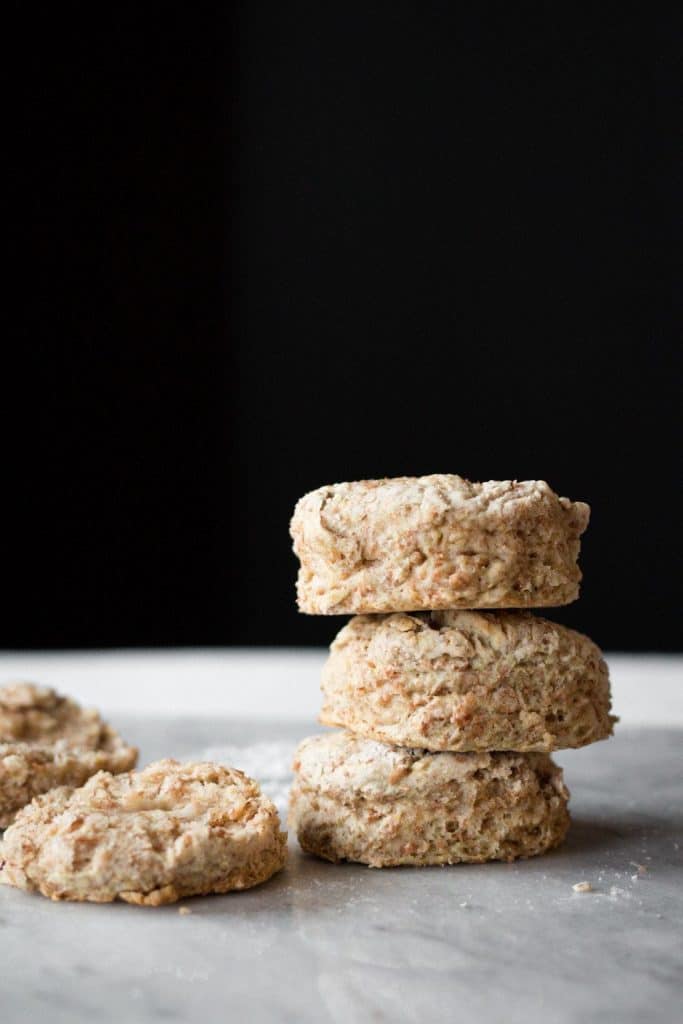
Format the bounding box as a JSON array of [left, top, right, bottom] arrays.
[[290, 732, 569, 868]]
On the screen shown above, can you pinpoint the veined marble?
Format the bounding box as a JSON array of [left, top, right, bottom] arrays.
[[1, 719, 681, 1024]]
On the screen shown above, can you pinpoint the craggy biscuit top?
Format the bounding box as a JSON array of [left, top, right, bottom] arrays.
[[292, 732, 565, 801], [0, 682, 115, 751], [17, 758, 276, 828], [291, 475, 590, 613], [325, 609, 607, 676], [293, 476, 588, 531]]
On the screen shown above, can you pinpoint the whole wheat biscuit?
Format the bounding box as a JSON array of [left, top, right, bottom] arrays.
[[291, 476, 589, 614], [320, 611, 615, 752], [0, 682, 138, 827], [290, 732, 569, 867], [0, 759, 287, 904]]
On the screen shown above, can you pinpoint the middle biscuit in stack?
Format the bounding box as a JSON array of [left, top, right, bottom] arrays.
[[289, 475, 613, 867], [319, 611, 613, 753]]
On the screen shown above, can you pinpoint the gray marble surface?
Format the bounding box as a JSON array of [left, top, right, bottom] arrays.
[[1, 719, 681, 1024]]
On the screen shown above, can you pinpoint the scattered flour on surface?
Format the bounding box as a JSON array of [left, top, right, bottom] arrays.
[[186, 741, 294, 814]]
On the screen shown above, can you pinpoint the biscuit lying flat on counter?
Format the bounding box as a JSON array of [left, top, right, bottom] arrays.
[[0, 682, 137, 827], [290, 732, 569, 867], [291, 476, 589, 614], [0, 759, 287, 904], [321, 611, 616, 752]]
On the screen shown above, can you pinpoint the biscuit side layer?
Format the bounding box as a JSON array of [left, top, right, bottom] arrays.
[[290, 737, 569, 867], [320, 611, 615, 752]]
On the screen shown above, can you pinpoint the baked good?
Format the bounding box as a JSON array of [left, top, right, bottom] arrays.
[[290, 476, 589, 614], [0, 682, 137, 827], [320, 610, 615, 751], [0, 759, 287, 904], [290, 732, 569, 867]]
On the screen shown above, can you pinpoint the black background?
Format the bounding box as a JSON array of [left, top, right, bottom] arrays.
[[4, 5, 680, 650]]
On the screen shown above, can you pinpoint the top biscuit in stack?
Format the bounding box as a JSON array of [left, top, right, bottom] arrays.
[[290, 475, 589, 614]]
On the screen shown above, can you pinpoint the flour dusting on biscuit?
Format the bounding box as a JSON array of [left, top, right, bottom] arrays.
[[290, 732, 569, 867]]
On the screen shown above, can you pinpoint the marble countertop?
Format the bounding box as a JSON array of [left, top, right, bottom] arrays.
[[2, 716, 681, 1024]]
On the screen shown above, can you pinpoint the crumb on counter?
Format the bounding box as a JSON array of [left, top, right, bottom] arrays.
[[629, 862, 648, 876], [572, 881, 593, 893]]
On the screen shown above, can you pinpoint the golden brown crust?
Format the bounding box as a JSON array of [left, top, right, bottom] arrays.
[[291, 476, 589, 614], [290, 733, 570, 867], [0, 759, 287, 904], [320, 611, 616, 752], [0, 682, 138, 827]]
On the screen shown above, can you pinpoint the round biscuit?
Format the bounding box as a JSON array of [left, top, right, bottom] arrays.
[[290, 732, 570, 867], [290, 475, 589, 614], [321, 611, 616, 752], [0, 759, 287, 904]]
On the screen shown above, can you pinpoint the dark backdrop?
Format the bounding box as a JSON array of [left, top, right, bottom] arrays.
[[4, 5, 680, 650]]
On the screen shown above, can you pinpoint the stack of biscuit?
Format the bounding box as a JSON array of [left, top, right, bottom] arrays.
[[289, 475, 615, 867]]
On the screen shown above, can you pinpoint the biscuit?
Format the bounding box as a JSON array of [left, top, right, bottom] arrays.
[[290, 732, 569, 867], [0, 682, 138, 827], [320, 611, 615, 752], [290, 476, 589, 614], [0, 759, 287, 904]]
